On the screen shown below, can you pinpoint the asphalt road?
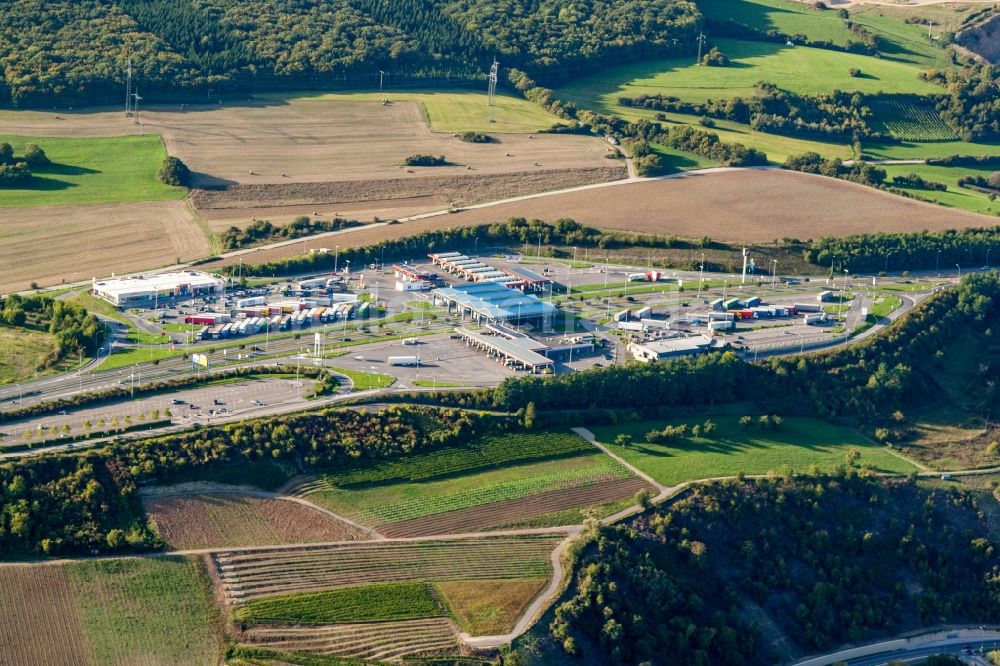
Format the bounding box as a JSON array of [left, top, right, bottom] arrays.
[[842, 638, 1000, 665]]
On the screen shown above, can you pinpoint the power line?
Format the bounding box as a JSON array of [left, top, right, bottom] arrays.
[[125, 57, 133, 117], [132, 92, 143, 126]]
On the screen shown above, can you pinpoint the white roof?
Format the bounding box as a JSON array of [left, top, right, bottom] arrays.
[[93, 271, 225, 296]]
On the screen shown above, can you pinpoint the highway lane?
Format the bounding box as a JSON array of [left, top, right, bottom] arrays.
[[844, 639, 1000, 665]]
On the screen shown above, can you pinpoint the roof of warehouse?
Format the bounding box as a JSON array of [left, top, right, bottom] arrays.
[[93, 271, 225, 295], [503, 266, 549, 283], [434, 283, 556, 319]]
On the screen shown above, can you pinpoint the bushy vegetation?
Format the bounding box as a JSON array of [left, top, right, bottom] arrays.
[[0, 0, 702, 106], [892, 172, 947, 191], [403, 154, 449, 167], [0, 141, 49, 187], [542, 474, 1000, 664], [0, 406, 494, 557], [622, 83, 896, 143], [784, 151, 887, 187], [0, 294, 104, 367], [219, 216, 366, 251], [458, 131, 494, 143], [921, 63, 1000, 141], [701, 46, 729, 67], [927, 155, 1000, 168], [958, 172, 1000, 194], [233, 582, 441, 624], [155, 156, 189, 187]]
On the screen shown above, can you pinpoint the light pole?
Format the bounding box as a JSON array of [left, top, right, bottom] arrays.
[[839, 269, 848, 327], [771, 259, 777, 289], [537, 235, 542, 260], [987, 248, 992, 268], [935, 250, 941, 275], [698, 253, 705, 300], [956, 263, 962, 278], [474, 237, 478, 256], [379, 70, 385, 93], [884, 252, 892, 274], [334, 245, 339, 274]]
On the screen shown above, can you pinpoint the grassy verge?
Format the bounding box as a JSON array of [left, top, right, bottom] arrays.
[[592, 415, 916, 486], [329, 367, 396, 391], [0, 325, 56, 385]]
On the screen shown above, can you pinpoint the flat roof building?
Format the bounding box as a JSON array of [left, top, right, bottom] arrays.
[[93, 271, 226, 307], [432, 282, 556, 327], [627, 335, 720, 363]]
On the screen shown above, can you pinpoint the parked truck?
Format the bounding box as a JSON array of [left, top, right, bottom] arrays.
[[388, 356, 421, 367]]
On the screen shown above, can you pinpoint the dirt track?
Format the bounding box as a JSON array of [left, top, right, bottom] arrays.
[[205, 169, 996, 269]]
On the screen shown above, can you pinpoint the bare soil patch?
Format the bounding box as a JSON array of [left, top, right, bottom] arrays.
[[437, 578, 548, 636], [375, 477, 654, 538], [206, 170, 993, 269], [0, 565, 89, 666], [191, 166, 625, 213], [0, 199, 208, 292], [144, 493, 371, 550]]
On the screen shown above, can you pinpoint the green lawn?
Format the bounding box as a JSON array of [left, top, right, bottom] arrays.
[[882, 163, 1000, 216], [65, 556, 220, 665], [329, 366, 396, 390], [100, 346, 180, 371], [297, 431, 634, 527], [233, 582, 442, 625], [558, 39, 937, 106], [259, 89, 564, 134], [0, 135, 186, 207], [592, 415, 916, 486], [863, 138, 1000, 161], [651, 142, 719, 173], [697, 0, 951, 69]]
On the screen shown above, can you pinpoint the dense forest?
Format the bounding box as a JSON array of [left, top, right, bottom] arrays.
[[921, 63, 1000, 141], [525, 474, 1000, 665], [0, 0, 701, 106]]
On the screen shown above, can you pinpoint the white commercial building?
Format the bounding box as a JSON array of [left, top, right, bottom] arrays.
[[92, 271, 226, 307], [627, 335, 720, 363]]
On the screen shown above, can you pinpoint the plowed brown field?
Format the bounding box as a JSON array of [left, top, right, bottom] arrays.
[[0, 199, 209, 293], [145, 493, 371, 549], [375, 476, 654, 538], [205, 169, 994, 270], [0, 565, 88, 666]]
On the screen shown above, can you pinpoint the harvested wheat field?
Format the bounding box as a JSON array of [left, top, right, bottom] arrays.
[[144, 492, 373, 550], [0, 565, 89, 666], [0, 200, 209, 292], [207, 169, 993, 269], [0, 98, 612, 188]]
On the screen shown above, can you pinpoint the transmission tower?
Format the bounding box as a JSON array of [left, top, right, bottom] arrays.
[[132, 92, 143, 125], [487, 58, 499, 123], [125, 57, 133, 117], [696, 32, 706, 65]]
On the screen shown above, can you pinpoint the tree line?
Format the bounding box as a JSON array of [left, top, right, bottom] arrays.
[[620, 85, 891, 143], [219, 216, 366, 251], [921, 62, 1000, 142], [806, 227, 1000, 273]]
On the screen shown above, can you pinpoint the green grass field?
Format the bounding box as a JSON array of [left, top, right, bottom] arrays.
[[558, 39, 937, 106], [65, 556, 219, 665], [697, 0, 951, 68], [0, 325, 55, 385], [882, 163, 1000, 216], [329, 366, 396, 391], [233, 582, 442, 624], [0, 135, 186, 207], [296, 431, 634, 527], [592, 415, 916, 486], [262, 89, 563, 134], [863, 138, 1000, 161]]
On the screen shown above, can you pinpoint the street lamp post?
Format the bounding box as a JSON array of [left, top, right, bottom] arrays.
[[884, 252, 892, 274], [698, 253, 705, 300], [956, 263, 962, 278], [935, 250, 940, 275], [334, 245, 339, 274]]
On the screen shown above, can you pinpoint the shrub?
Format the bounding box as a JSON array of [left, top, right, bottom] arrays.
[[849, 67, 861, 77], [22, 144, 50, 167], [157, 156, 190, 186], [459, 131, 494, 143], [402, 154, 448, 167], [0, 162, 31, 187]]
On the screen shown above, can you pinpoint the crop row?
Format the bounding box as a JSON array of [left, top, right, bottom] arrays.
[[234, 582, 441, 624], [295, 431, 595, 491], [215, 537, 560, 600], [243, 617, 459, 661], [871, 100, 957, 141]]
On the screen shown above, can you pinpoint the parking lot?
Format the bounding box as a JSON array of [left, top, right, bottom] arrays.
[[0, 378, 310, 446]]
